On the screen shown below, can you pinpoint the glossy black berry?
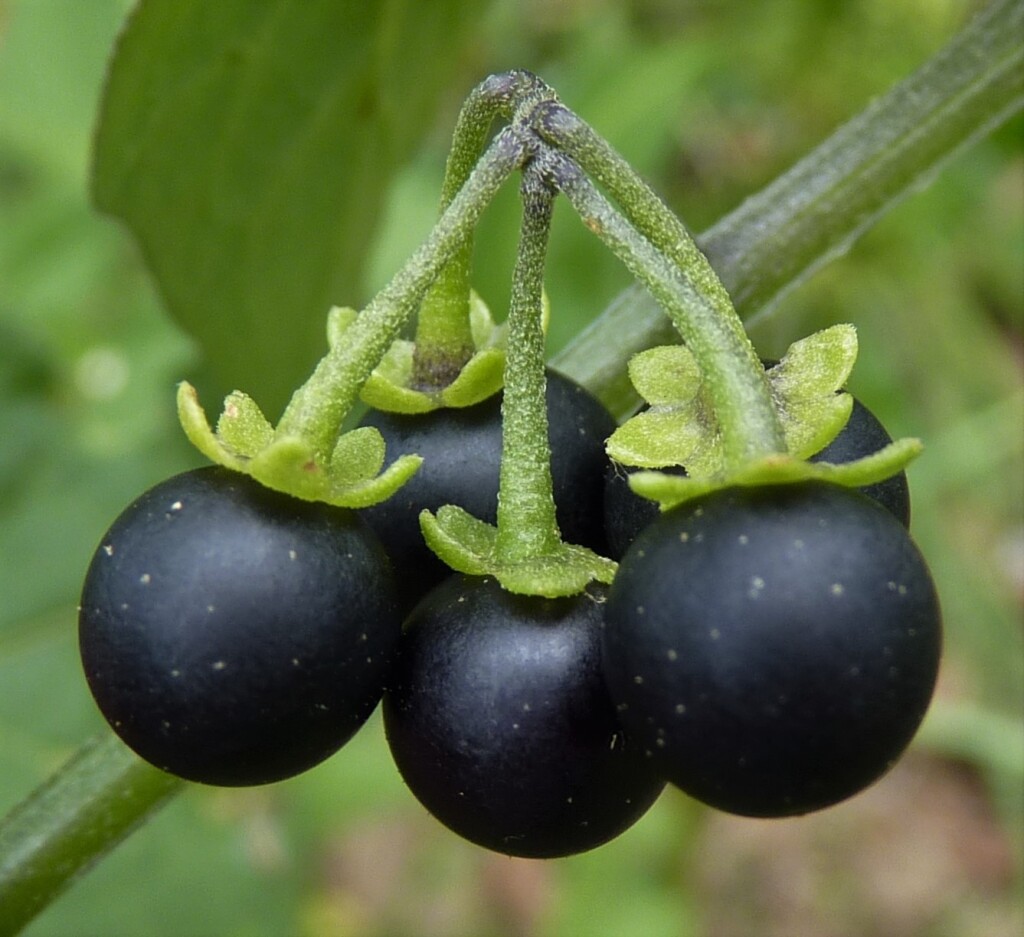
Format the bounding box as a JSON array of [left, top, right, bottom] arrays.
[[603, 481, 941, 818], [383, 575, 664, 857], [79, 466, 401, 786], [359, 369, 616, 608], [603, 396, 911, 560]]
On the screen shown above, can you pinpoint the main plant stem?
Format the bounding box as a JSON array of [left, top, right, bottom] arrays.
[[552, 0, 1024, 416], [0, 735, 182, 936]]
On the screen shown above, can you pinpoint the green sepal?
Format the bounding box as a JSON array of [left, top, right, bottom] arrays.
[[630, 436, 923, 511], [606, 345, 721, 473], [628, 343, 703, 406], [359, 339, 438, 414], [608, 324, 861, 474], [215, 391, 275, 454], [177, 381, 422, 508], [178, 381, 249, 471], [767, 324, 858, 458], [359, 291, 509, 413], [419, 505, 618, 597], [434, 347, 506, 408]]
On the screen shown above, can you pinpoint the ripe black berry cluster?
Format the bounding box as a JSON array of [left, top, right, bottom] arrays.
[[77, 70, 942, 860], [79, 378, 941, 853]]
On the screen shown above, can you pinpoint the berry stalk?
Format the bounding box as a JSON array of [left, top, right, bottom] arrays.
[[543, 148, 786, 468], [494, 165, 562, 563], [274, 127, 526, 461], [412, 71, 556, 388], [534, 101, 737, 332]]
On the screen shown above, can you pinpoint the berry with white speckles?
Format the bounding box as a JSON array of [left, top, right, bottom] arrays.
[[79, 466, 401, 786], [383, 575, 663, 857], [603, 481, 941, 818]]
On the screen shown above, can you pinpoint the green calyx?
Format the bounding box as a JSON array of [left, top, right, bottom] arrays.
[[608, 323, 922, 510], [419, 505, 617, 597], [628, 440, 922, 511], [177, 382, 421, 508], [358, 292, 541, 414]]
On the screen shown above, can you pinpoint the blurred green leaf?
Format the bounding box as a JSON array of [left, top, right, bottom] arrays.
[[92, 0, 488, 417], [0, 0, 131, 186]]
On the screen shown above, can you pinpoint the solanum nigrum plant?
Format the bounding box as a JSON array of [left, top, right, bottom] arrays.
[[79, 466, 401, 786], [24, 55, 970, 921], [383, 575, 663, 857], [604, 394, 911, 559], [603, 481, 941, 817], [359, 369, 615, 606]]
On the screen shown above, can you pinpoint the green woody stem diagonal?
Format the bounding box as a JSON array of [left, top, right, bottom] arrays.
[[0, 735, 183, 937]]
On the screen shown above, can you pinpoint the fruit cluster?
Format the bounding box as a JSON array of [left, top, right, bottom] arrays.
[[79, 374, 940, 856], [77, 71, 941, 860]]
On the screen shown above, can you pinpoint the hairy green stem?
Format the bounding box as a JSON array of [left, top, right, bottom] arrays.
[[551, 0, 1024, 417], [546, 148, 785, 465], [413, 71, 555, 387], [275, 127, 526, 458], [494, 166, 562, 562], [533, 101, 737, 330], [0, 735, 183, 936]]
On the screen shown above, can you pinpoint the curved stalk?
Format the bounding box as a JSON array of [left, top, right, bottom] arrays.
[[546, 149, 785, 466], [274, 127, 526, 458], [413, 71, 555, 386]]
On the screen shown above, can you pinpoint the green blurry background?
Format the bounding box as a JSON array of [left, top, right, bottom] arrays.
[[1, 1, 1021, 935]]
